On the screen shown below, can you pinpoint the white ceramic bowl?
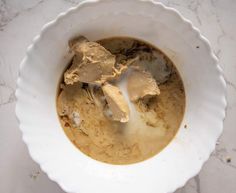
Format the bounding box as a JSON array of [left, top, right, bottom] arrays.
[[15, 0, 226, 193]]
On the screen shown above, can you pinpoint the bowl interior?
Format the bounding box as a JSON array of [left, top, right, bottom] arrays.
[[16, 1, 226, 193]]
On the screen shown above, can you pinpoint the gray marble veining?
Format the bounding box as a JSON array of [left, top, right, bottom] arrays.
[[0, 0, 235, 193]]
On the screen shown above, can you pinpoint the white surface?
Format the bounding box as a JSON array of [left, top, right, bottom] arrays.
[[15, 1, 226, 193], [0, 0, 235, 193]]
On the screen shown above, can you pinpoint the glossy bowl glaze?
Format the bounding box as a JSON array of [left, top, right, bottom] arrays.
[[15, 0, 226, 193]]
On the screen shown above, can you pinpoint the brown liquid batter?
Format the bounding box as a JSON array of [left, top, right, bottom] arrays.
[[57, 37, 185, 165]]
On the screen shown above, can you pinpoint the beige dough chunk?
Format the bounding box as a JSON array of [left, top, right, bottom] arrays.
[[64, 36, 116, 85], [127, 69, 160, 102], [68, 36, 88, 49], [102, 83, 130, 123]]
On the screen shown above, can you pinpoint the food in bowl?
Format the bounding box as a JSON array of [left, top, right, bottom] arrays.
[[57, 36, 185, 164]]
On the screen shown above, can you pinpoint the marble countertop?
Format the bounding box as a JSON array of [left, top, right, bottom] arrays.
[[0, 0, 235, 193]]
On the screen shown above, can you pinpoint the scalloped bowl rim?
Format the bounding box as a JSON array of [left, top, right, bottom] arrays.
[[15, 0, 227, 193]]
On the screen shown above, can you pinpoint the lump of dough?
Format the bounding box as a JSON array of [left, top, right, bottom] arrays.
[[64, 36, 116, 85], [57, 83, 82, 116], [127, 68, 160, 102], [102, 83, 130, 123], [68, 36, 88, 50]]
